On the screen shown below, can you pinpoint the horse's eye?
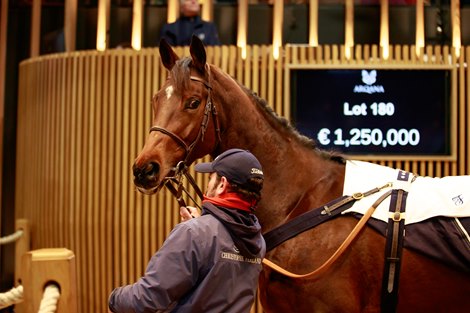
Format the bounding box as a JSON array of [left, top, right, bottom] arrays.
[[185, 98, 201, 110]]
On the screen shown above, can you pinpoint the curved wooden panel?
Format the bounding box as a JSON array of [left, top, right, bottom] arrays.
[[16, 45, 469, 312]]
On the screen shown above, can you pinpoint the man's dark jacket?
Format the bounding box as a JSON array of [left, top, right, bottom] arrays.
[[108, 202, 265, 312], [160, 16, 220, 46]]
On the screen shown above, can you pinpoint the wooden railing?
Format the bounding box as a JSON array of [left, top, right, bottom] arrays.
[[16, 44, 469, 312]]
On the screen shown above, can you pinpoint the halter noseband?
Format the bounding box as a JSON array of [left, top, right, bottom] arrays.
[[149, 72, 222, 208]]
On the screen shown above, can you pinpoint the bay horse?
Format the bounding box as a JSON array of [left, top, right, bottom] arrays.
[[132, 37, 470, 312]]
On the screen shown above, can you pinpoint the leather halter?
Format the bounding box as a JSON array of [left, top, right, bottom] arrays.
[[149, 73, 222, 208]]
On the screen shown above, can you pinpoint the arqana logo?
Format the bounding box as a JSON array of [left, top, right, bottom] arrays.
[[362, 70, 377, 85], [353, 69, 385, 94]]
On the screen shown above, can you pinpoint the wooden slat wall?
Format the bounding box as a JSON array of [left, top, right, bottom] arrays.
[[15, 44, 469, 312]]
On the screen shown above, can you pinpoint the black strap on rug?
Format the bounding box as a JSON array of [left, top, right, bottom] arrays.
[[381, 170, 409, 313]]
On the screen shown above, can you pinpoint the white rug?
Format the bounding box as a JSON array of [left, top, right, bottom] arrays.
[[342, 160, 470, 225]]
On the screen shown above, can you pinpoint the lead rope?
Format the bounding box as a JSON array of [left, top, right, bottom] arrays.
[[262, 188, 393, 279], [163, 162, 204, 210]]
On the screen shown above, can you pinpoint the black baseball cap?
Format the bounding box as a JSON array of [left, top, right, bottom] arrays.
[[194, 149, 264, 185]]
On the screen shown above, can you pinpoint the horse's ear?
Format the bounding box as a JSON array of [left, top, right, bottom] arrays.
[[189, 35, 207, 74], [159, 38, 179, 70]]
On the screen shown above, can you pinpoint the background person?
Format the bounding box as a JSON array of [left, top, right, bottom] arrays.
[[159, 0, 221, 46], [108, 148, 265, 313]]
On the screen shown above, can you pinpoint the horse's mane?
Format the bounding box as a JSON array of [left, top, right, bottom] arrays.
[[236, 82, 345, 164], [173, 57, 345, 164]]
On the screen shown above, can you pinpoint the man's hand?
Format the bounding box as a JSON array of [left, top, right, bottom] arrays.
[[180, 206, 200, 222]]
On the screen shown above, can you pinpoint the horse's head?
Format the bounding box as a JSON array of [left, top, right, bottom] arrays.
[[133, 36, 221, 194]]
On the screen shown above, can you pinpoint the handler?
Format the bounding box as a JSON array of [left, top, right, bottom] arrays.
[[108, 148, 266, 313]]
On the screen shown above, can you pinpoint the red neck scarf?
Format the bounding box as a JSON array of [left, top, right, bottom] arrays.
[[203, 193, 255, 213]]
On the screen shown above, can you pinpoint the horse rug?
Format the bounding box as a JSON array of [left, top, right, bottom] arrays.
[[342, 160, 470, 272]]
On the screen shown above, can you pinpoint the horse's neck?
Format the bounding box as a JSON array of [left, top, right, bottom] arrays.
[[256, 145, 346, 232], [212, 74, 346, 231]]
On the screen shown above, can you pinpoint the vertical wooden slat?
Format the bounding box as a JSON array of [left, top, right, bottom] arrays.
[[252, 46, 260, 94], [83, 53, 93, 311], [300, 45, 307, 64], [236, 46, 243, 82], [92, 52, 103, 310], [415, 0, 424, 57], [107, 51, 118, 301], [229, 45, 238, 78], [260, 46, 268, 100], [237, 0, 248, 59], [244, 46, 252, 89], [451, 0, 461, 57], [267, 46, 275, 107], [201, 0, 213, 22], [14, 62, 24, 220], [64, 0, 77, 52], [275, 49, 283, 115], [45, 58, 54, 246], [76, 54, 86, 311], [114, 52, 123, 289], [213, 46, 221, 68], [272, 0, 283, 60], [450, 48, 458, 175], [345, 0, 354, 59], [220, 46, 229, 72], [122, 52, 131, 285], [167, 0, 179, 23], [127, 53, 136, 284], [40, 59, 48, 245], [96, 0, 108, 50], [100, 51, 110, 309], [55, 57, 63, 247], [61, 57, 69, 247], [309, 0, 318, 46], [68, 54, 78, 313], [0, 0, 7, 227], [30, 0, 41, 57], [467, 47, 470, 173], [132, 0, 143, 50], [380, 0, 389, 59]]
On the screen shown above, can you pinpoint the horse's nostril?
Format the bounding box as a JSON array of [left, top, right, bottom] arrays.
[[144, 162, 159, 178], [134, 162, 160, 181]]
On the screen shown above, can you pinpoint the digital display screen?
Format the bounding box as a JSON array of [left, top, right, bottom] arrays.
[[290, 68, 453, 158]]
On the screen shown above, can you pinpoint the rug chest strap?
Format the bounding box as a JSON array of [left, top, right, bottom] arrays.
[[263, 184, 390, 252], [381, 171, 409, 313]]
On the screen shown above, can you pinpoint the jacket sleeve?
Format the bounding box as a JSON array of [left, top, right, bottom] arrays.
[[108, 223, 205, 313]]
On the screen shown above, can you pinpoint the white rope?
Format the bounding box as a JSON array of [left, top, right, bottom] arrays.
[[38, 284, 60, 313], [0, 229, 24, 245], [0, 285, 24, 309]]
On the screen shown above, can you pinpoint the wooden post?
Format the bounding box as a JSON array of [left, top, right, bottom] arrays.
[[14, 219, 30, 285], [22, 248, 78, 313], [10, 219, 30, 313]]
